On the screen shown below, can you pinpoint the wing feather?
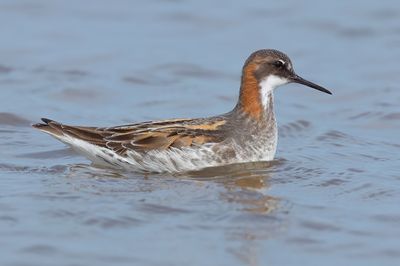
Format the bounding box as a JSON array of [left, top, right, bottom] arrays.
[[34, 118, 228, 155]]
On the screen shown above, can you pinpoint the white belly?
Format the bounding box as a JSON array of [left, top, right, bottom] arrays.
[[54, 129, 277, 173]]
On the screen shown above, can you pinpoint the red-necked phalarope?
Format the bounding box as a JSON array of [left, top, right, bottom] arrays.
[[33, 49, 332, 173]]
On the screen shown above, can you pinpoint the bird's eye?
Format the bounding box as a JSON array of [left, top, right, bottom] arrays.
[[273, 60, 284, 68]]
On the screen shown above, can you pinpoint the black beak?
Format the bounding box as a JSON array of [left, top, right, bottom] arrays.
[[291, 74, 332, 95]]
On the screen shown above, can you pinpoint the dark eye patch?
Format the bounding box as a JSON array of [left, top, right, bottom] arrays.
[[273, 60, 285, 68]]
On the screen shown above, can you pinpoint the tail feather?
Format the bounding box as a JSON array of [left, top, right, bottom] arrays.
[[32, 118, 64, 137], [32, 118, 107, 147], [32, 118, 118, 167], [40, 118, 54, 124]]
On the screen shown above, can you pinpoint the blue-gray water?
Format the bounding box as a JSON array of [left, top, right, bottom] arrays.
[[1, 1, 400, 265]]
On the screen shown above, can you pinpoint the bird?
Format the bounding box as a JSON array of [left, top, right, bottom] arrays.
[[33, 49, 332, 173]]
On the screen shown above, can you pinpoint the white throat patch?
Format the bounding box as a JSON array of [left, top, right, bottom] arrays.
[[259, 75, 288, 108]]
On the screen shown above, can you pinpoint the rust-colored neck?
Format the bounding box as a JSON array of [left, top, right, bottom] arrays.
[[238, 63, 263, 120]]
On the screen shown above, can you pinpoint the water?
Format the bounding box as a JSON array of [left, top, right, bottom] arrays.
[[1, 0, 400, 265]]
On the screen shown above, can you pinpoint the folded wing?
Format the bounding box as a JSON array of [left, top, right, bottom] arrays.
[[33, 118, 227, 155]]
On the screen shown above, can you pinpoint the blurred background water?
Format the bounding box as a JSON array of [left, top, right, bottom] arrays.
[[1, 0, 400, 265]]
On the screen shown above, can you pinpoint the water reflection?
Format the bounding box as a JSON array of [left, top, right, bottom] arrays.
[[186, 161, 281, 214], [65, 161, 281, 216], [187, 162, 283, 266], [58, 161, 282, 266]]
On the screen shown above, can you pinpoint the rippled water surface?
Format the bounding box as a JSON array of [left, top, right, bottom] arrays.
[[1, 1, 400, 265]]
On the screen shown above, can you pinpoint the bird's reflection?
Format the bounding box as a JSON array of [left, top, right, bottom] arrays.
[[184, 160, 284, 266], [66, 160, 284, 266], [68, 160, 282, 215], [184, 160, 281, 215]]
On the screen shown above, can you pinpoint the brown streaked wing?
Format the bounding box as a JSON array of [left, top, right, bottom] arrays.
[[60, 125, 111, 147], [103, 118, 228, 154], [36, 118, 228, 155]]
